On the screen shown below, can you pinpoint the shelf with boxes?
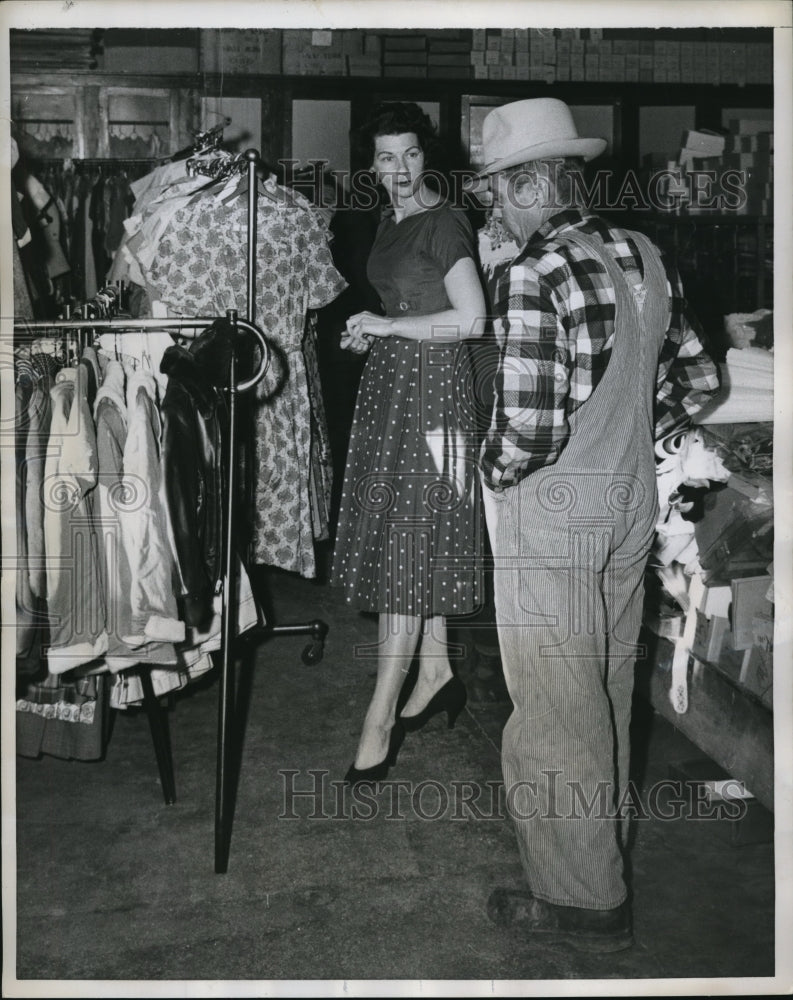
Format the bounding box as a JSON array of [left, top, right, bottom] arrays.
[[194, 27, 774, 86]]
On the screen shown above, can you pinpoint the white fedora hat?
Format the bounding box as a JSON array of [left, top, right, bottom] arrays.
[[478, 98, 607, 175]]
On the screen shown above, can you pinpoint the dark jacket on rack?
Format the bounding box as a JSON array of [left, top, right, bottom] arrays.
[[160, 320, 233, 630]]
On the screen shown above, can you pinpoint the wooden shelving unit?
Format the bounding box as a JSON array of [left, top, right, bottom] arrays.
[[635, 633, 774, 811]]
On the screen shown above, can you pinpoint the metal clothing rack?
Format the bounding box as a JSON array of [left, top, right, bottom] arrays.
[[13, 149, 329, 873]]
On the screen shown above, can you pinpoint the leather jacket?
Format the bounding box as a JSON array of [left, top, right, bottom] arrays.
[[160, 320, 233, 630]]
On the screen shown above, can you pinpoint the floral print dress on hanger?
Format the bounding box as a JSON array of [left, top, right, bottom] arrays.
[[146, 191, 347, 577]]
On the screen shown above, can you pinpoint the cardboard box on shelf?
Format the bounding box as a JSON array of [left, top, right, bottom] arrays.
[[726, 133, 773, 153], [341, 31, 363, 57], [722, 152, 773, 173], [309, 30, 339, 49], [347, 55, 381, 77], [729, 118, 774, 136], [383, 34, 427, 51], [731, 576, 774, 651], [428, 39, 471, 54], [383, 50, 428, 65], [752, 606, 774, 647], [692, 610, 730, 664], [202, 28, 282, 75], [719, 45, 735, 84], [739, 644, 773, 708], [682, 129, 726, 157]]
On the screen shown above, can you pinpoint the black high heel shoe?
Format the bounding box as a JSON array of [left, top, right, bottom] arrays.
[[400, 675, 467, 732], [344, 722, 405, 786]]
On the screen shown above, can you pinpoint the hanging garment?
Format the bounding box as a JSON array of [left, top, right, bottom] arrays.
[[24, 352, 59, 600], [20, 171, 71, 282], [303, 311, 333, 543], [104, 172, 135, 258], [92, 359, 137, 668], [107, 168, 210, 288], [13, 238, 36, 320], [43, 365, 108, 673], [145, 192, 347, 576], [16, 377, 36, 658], [16, 671, 109, 761], [118, 369, 185, 650], [83, 180, 98, 299], [89, 171, 112, 289], [108, 656, 213, 709], [159, 322, 231, 630]]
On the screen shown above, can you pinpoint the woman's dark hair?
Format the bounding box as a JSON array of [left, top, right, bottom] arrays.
[[353, 101, 441, 170]]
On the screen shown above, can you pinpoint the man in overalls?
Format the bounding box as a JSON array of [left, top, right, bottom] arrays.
[[475, 99, 721, 951]]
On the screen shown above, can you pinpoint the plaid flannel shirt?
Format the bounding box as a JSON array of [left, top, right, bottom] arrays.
[[480, 209, 721, 491]]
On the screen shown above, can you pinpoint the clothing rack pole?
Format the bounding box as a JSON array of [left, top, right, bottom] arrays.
[[245, 149, 259, 324], [215, 309, 238, 874], [14, 313, 271, 872], [212, 148, 262, 873]]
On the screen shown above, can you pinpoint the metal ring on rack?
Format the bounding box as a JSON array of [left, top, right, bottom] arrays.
[[232, 317, 272, 394]]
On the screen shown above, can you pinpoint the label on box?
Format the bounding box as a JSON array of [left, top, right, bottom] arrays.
[[201, 28, 282, 75]]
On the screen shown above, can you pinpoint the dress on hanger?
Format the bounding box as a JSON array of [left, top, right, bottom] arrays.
[[145, 192, 347, 577]]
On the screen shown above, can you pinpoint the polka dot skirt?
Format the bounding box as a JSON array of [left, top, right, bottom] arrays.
[[331, 337, 484, 618]]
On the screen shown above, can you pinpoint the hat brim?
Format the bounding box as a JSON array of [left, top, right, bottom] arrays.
[[478, 137, 607, 176]]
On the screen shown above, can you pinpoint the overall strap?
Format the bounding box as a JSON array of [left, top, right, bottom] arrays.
[[555, 226, 670, 359]]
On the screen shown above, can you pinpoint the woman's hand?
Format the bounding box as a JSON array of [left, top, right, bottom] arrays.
[[346, 311, 395, 340], [340, 327, 372, 354]]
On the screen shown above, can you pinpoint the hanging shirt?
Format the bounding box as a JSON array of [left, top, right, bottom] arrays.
[[44, 366, 109, 672]]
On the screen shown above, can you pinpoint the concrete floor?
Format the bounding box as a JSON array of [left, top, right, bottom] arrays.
[[12, 563, 776, 990]]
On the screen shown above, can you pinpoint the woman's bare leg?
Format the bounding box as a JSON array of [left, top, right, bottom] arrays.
[[399, 615, 453, 718], [352, 612, 422, 769]]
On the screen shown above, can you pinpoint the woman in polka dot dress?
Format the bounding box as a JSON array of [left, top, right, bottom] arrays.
[[331, 103, 487, 783]]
